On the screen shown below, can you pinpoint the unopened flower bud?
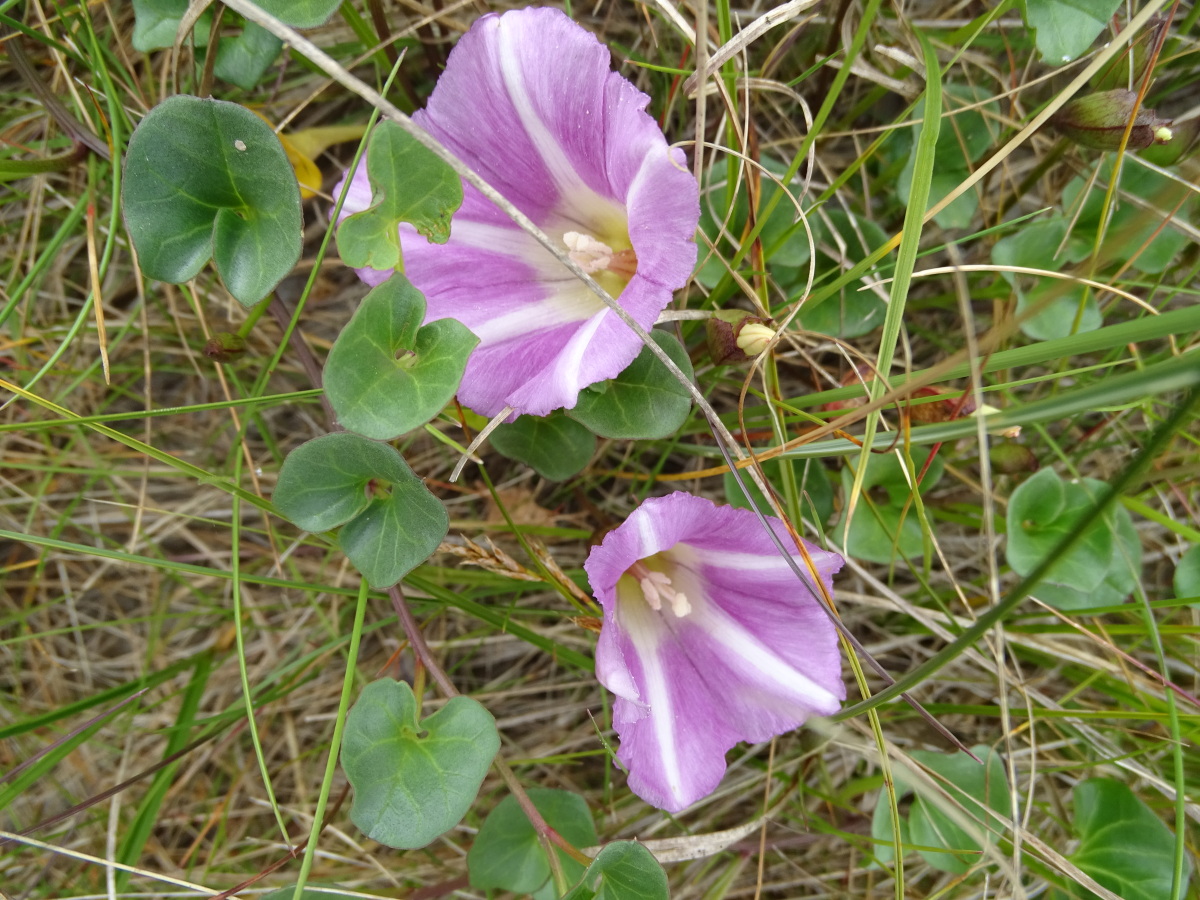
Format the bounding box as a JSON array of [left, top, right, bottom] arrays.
[[204, 332, 246, 363], [705, 311, 772, 365], [1051, 89, 1173, 151], [735, 322, 774, 357]]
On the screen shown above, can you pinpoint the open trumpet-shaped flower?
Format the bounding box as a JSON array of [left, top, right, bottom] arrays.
[[584, 492, 845, 812], [336, 7, 699, 418]]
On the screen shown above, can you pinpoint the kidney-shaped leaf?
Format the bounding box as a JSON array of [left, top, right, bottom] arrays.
[[324, 275, 479, 439], [123, 95, 302, 306], [342, 679, 500, 850], [254, 0, 342, 28], [1067, 778, 1190, 900], [213, 22, 283, 90], [491, 412, 596, 481], [1024, 0, 1122, 64], [570, 331, 694, 440], [274, 433, 448, 588], [274, 433, 412, 533], [560, 842, 669, 900], [337, 477, 449, 589], [908, 744, 1008, 875], [336, 120, 463, 271], [469, 789, 596, 894], [131, 0, 212, 51], [1006, 468, 1115, 599]]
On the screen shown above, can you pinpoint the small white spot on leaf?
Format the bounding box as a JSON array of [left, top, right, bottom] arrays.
[[234, 139, 247, 151]]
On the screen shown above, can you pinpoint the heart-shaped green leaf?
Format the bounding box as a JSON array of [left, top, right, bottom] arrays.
[[336, 120, 463, 272], [907, 745, 1008, 875], [801, 211, 888, 338], [254, 0, 342, 28], [274, 433, 448, 588], [274, 433, 413, 533], [468, 789, 597, 894], [992, 219, 1101, 341], [324, 275, 479, 439], [1023, 0, 1122, 64], [560, 841, 669, 900], [131, 0, 212, 51], [1007, 469, 1117, 604], [342, 679, 500, 850], [213, 22, 283, 90], [1058, 778, 1191, 900], [337, 479, 448, 589], [837, 453, 945, 564], [491, 412, 596, 481], [1032, 477, 1142, 610], [570, 331, 694, 440], [122, 95, 302, 307]]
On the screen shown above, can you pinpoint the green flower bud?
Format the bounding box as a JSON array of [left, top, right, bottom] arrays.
[[1051, 89, 1173, 151]]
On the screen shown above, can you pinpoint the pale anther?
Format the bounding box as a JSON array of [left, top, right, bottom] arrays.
[[633, 565, 691, 617], [639, 576, 663, 610], [564, 231, 614, 274]]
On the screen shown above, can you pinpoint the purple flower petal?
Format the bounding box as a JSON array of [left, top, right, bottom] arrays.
[[335, 7, 699, 418], [585, 492, 846, 812]]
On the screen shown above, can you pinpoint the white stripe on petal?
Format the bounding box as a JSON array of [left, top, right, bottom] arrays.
[[632, 505, 662, 556], [699, 548, 802, 573], [449, 220, 550, 259], [622, 613, 687, 809], [552, 309, 609, 396], [498, 25, 586, 200], [470, 290, 603, 344], [667, 556, 841, 714], [705, 607, 841, 711], [495, 21, 620, 225]]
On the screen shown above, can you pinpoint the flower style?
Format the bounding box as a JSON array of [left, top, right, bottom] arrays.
[[336, 7, 699, 418], [584, 492, 846, 812]]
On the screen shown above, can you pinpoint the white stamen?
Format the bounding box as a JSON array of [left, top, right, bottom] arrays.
[[639, 576, 663, 610], [636, 568, 691, 617], [564, 231, 614, 274]]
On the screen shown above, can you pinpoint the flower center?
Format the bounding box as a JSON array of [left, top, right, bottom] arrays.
[[627, 560, 691, 618], [563, 231, 638, 280]]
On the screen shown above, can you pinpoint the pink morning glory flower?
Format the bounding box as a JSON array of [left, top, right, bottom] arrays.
[[336, 7, 699, 418], [583, 492, 846, 812]]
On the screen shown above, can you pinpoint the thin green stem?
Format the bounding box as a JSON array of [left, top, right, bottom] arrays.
[[290, 578, 372, 900]]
